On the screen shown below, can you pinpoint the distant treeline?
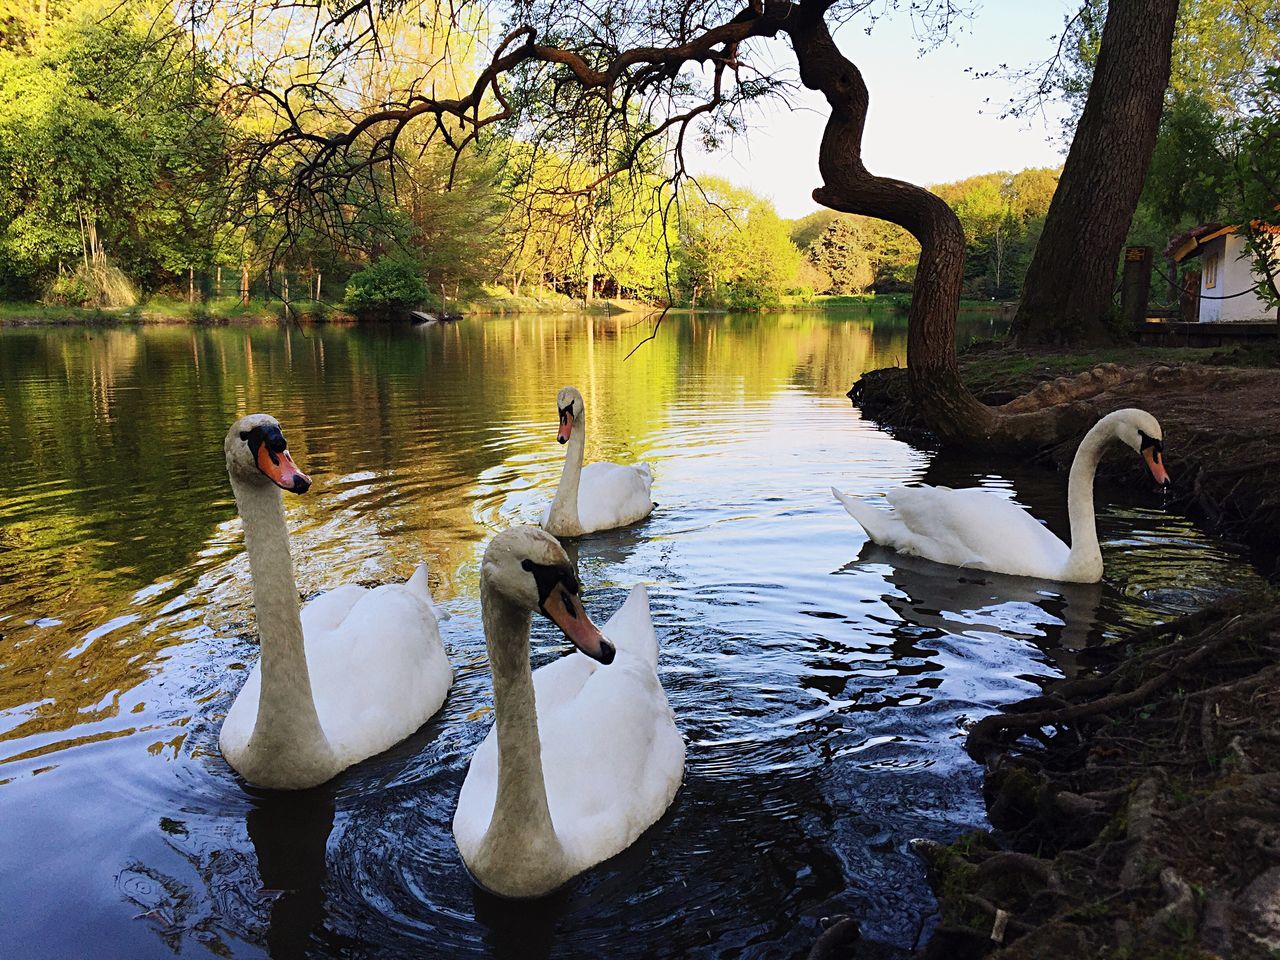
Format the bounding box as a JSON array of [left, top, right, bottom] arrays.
[[2, 1, 1272, 317]]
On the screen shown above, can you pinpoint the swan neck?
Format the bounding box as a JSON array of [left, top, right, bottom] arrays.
[[230, 474, 331, 763], [1064, 421, 1109, 576], [548, 418, 585, 534], [479, 584, 561, 856]]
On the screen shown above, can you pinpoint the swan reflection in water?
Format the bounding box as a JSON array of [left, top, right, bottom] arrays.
[[839, 543, 1106, 673], [246, 786, 336, 959], [118, 786, 336, 958]]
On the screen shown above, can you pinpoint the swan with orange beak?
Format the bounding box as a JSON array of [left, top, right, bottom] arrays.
[[219, 413, 452, 790], [453, 526, 684, 898], [833, 408, 1172, 584], [543, 385, 655, 537]]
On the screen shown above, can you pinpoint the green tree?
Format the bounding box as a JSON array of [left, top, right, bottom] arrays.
[[676, 178, 802, 309], [807, 218, 875, 295], [344, 257, 431, 319], [0, 1, 230, 297]]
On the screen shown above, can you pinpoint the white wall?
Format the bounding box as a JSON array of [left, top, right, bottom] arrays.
[[1199, 233, 1278, 322]]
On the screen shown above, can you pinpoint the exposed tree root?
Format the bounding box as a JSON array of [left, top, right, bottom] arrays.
[[914, 600, 1280, 959]]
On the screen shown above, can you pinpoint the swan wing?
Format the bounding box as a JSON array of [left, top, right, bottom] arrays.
[[304, 578, 452, 765], [300, 583, 366, 633], [541, 648, 684, 873], [505, 586, 659, 720], [832, 486, 914, 547], [576, 461, 654, 533], [886, 485, 1070, 575]]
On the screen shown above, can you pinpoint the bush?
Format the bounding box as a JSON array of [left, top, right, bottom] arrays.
[[44, 274, 94, 306], [43, 262, 138, 308], [344, 258, 430, 319]]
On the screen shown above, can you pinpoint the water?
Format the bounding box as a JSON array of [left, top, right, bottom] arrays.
[[0, 308, 1266, 958]]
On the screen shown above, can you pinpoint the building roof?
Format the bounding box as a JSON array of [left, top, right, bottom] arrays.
[[1166, 223, 1230, 263], [1166, 215, 1280, 263]]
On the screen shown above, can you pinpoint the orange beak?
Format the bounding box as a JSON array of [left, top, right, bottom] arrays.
[[257, 443, 312, 494], [541, 586, 615, 664], [1143, 446, 1170, 488], [557, 416, 572, 445]]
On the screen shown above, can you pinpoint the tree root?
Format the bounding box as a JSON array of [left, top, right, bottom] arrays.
[[920, 600, 1280, 958]]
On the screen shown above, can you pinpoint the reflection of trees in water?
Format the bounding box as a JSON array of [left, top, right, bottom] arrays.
[[118, 820, 266, 957], [118, 788, 335, 959]]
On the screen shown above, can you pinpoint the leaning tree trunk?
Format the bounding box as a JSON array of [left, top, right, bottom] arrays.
[[1013, 0, 1180, 346], [786, 7, 997, 442], [780, 3, 1104, 448]]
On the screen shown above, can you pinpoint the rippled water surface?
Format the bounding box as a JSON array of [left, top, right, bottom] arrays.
[[0, 310, 1267, 958]]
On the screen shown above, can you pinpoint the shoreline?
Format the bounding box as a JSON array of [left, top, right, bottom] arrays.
[[846, 346, 1280, 958], [0, 295, 1011, 328]]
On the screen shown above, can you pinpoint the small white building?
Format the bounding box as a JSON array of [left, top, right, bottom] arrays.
[[1167, 223, 1278, 322]]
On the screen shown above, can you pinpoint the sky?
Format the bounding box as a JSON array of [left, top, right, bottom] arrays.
[[685, 0, 1078, 219]]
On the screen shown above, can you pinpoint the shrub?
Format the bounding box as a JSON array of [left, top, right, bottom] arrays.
[[44, 274, 94, 306], [43, 262, 138, 308], [344, 258, 430, 319]]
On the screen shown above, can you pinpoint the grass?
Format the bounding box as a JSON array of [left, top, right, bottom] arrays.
[[457, 285, 629, 315], [956, 341, 1280, 392], [0, 296, 286, 325]]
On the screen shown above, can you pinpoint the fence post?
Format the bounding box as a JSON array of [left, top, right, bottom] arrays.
[[1122, 246, 1152, 331]]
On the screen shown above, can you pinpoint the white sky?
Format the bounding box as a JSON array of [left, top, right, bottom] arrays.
[[686, 0, 1077, 219]]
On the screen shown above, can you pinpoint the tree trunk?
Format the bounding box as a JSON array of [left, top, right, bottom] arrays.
[[1013, 0, 1180, 346], [786, 7, 996, 441]]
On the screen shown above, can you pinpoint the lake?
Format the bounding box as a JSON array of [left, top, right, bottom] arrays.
[[0, 307, 1265, 958]]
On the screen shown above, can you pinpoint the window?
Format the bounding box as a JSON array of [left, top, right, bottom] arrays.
[[1205, 252, 1219, 289]]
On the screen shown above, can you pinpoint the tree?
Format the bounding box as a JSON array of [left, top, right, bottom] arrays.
[[805, 218, 874, 295], [676, 177, 801, 308], [789, 210, 840, 250], [1012, 0, 1181, 346], [344, 257, 431, 318], [1219, 67, 1280, 309], [0, 1, 231, 297]]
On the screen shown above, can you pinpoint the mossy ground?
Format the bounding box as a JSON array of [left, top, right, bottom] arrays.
[[917, 600, 1280, 960]]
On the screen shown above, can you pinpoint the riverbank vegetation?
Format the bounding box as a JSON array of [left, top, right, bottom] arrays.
[[0, 1, 1069, 319]]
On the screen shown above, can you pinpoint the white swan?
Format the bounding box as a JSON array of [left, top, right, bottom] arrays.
[[453, 526, 684, 898], [543, 386, 654, 537], [832, 408, 1171, 584], [218, 414, 452, 790]]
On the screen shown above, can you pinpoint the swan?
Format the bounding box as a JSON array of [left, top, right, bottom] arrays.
[[831, 408, 1172, 584], [218, 414, 452, 790], [453, 525, 684, 898], [543, 385, 654, 537]]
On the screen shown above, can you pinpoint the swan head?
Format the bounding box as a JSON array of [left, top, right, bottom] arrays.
[[482, 526, 615, 664], [1105, 408, 1170, 488], [224, 414, 312, 494], [556, 386, 584, 444]]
